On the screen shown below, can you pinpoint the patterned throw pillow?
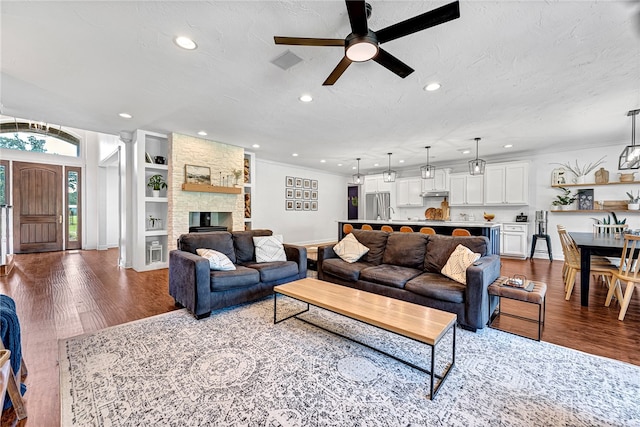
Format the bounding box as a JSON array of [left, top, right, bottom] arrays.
[[196, 248, 236, 271], [440, 244, 481, 285], [333, 233, 369, 263], [253, 235, 287, 263]]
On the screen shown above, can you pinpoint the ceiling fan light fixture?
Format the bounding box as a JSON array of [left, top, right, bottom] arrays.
[[345, 32, 379, 62], [420, 146, 436, 179], [352, 158, 364, 185], [619, 109, 640, 170], [468, 137, 486, 175], [383, 153, 396, 182]]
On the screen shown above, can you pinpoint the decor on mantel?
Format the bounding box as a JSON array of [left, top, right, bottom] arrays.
[[382, 153, 396, 183], [469, 137, 486, 175], [420, 146, 435, 179], [184, 165, 211, 185], [147, 174, 167, 197], [551, 156, 606, 184], [618, 109, 640, 170], [285, 175, 319, 211], [551, 187, 576, 210], [352, 158, 364, 185]]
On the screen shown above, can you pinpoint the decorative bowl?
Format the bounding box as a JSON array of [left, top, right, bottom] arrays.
[[483, 212, 495, 222], [619, 172, 635, 182]]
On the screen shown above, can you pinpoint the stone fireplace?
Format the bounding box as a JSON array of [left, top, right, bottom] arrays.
[[188, 211, 232, 232]]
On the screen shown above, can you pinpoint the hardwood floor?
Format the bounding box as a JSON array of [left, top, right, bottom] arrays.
[[0, 249, 638, 426]]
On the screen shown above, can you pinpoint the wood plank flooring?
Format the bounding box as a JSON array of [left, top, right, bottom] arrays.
[[0, 249, 638, 426]]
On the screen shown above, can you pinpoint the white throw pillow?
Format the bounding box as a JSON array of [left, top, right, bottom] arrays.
[[196, 248, 236, 271], [253, 235, 287, 263], [333, 233, 369, 263], [441, 244, 481, 285]]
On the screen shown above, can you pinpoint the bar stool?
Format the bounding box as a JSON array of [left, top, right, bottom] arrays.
[[343, 223, 353, 234], [419, 227, 436, 235], [452, 228, 471, 236], [399, 226, 413, 232], [530, 234, 553, 261], [381, 225, 393, 232], [361, 224, 373, 230]]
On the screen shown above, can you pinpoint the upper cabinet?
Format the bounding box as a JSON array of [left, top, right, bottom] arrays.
[[484, 162, 529, 205], [449, 173, 484, 206], [396, 177, 423, 206], [421, 168, 450, 192], [364, 175, 393, 193]]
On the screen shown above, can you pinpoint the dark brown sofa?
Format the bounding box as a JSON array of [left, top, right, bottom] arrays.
[[169, 230, 307, 319], [317, 229, 500, 331]]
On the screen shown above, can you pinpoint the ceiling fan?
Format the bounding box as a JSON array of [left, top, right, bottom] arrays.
[[274, 0, 460, 86]]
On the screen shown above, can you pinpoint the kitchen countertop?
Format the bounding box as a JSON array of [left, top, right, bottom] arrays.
[[339, 219, 501, 228]]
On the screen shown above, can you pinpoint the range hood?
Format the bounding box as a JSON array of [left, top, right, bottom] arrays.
[[421, 191, 449, 198]]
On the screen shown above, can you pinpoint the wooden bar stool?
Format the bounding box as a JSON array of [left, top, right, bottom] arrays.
[[381, 225, 393, 232], [399, 226, 413, 232], [361, 224, 373, 230], [342, 223, 353, 234], [452, 228, 471, 236], [419, 227, 436, 235]]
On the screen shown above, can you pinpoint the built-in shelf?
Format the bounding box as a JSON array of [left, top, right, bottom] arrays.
[[552, 181, 638, 187], [181, 183, 242, 194], [145, 197, 168, 202], [145, 163, 168, 171], [145, 230, 168, 236]]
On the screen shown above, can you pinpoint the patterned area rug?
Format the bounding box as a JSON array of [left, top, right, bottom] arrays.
[[60, 297, 640, 426]]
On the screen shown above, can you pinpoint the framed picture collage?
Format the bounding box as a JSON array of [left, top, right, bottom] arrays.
[[285, 176, 318, 211]]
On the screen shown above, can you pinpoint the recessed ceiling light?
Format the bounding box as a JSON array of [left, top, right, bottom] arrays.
[[462, 150, 471, 154], [197, 131, 207, 136], [174, 36, 197, 50], [374, 163, 379, 167], [504, 144, 513, 148], [351, 166, 356, 170], [292, 153, 298, 157], [299, 94, 313, 103], [337, 163, 343, 166], [252, 144, 260, 148], [320, 159, 326, 163], [118, 112, 132, 119], [399, 159, 405, 163], [424, 83, 441, 92]]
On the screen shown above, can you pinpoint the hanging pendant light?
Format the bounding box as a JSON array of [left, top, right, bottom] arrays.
[[618, 109, 640, 170], [352, 158, 364, 184], [468, 137, 486, 175], [420, 146, 435, 179], [382, 153, 396, 182]]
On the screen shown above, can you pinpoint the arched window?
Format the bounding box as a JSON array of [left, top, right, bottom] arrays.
[[0, 120, 80, 157]]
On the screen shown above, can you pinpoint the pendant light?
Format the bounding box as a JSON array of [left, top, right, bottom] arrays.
[[382, 153, 396, 182], [618, 109, 640, 170], [352, 158, 364, 184], [420, 146, 435, 179], [468, 137, 486, 175]]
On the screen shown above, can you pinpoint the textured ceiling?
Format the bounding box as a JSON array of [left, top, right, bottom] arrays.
[[1, 1, 639, 175]]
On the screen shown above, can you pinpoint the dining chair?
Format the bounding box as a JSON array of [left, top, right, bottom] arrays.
[[452, 228, 471, 236], [381, 225, 393, 232], [0, 341, 27, 420], [419, 227, 436, 235], [605, 234, 640, 321], [399, 226, 413, 233], [342, 223, 353, 235], [361, 224, 373, 231]]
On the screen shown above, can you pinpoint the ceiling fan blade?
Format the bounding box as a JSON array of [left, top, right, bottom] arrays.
[[323, 56, 352, 86], [274, 36, 345, 47], [345, 0, 369, 35], [375, 1, 460, 44], [373, 48, 414, 78]]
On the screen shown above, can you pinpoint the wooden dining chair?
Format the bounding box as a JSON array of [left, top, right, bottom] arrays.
[[380, 225, 393, 232], [0, 341, 27, 420], [419, 227, 436, 235], [342, 223, 353, 235], [605, 234, 640, 320], [452, 228, 471, 236], [361, 224, 373, 231], [399, 226, 413, 233]]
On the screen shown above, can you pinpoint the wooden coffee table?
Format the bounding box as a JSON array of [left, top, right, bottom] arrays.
[[273, 278, 457, 399]]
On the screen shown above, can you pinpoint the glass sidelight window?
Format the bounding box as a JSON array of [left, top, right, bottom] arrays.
[[0, 160, 7, 205], [66, 167, 81, 249]]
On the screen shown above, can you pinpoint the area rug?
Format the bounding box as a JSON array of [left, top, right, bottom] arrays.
[[59, 297, 640, 426]]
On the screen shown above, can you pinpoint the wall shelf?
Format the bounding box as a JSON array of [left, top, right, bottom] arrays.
[[550, 210, 640, 213], [552, 181, 638, 187], [181, 183, 242, 194]]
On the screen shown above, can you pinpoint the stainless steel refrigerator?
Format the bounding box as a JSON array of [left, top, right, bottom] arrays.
[[365, 192, 391, 221]]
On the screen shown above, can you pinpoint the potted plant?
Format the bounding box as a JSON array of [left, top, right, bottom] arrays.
[[552, 187, 576, 210], [626, 191, 640, 210], [551, 156, 606, 184], [147, 174, 167, 197]]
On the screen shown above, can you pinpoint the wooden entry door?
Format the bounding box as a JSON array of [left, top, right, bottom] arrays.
[[13, 162, 63, 253]]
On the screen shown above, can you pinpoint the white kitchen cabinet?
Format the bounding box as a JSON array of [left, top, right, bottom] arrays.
[[449, 173, 484, 206], [484, 162, 529, 205], [500, 223, 529, 259], [364, 175, 393, 193], [422, 168, 450, 192], [396, 177, 423, 206]]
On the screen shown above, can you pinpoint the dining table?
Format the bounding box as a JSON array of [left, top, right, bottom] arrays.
[[569, 232, 626, 306]]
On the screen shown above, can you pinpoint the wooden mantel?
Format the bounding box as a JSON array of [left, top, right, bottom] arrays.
[[181, 183, 242, 194]]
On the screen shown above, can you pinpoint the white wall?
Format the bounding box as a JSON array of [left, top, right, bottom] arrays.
[[253, 158, 349, 245]]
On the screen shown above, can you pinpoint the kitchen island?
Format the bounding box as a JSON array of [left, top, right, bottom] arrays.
[[338, 220, 501, 255]]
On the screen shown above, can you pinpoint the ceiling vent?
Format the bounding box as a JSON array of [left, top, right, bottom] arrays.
[[271, 50, 303, 70]]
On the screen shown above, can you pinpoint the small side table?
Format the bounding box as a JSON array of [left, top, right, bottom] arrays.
[[147, 245, 163, 263], [488, 276, 547, 341]]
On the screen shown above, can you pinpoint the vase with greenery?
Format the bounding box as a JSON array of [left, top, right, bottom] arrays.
[[551, 156, 606, 184], [232, 169, 242, 186], [552, 187, 576, 210], [627, 191, 640, 210], [147, 174, 167, 197]]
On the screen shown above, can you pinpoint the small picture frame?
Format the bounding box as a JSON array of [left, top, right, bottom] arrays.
[[577, 189, 594, 210], [286, 176, 294, 187], [286, 188, 294, 199], [295, 200, 303, 211], [311, 201, 318, 211], [311, 180, 318, 190], [185, 165, 211, 185], [303, 190, 311, 200], [303, 201, 311, 210], [145, 152, 153, 163], [552, 168, 567, 186], [303, 179, 311, 189], [295, 189, 303, 199], [295, 177, 303, 188], [285, 200, 294, 211], [311, 190, 318, 200]]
